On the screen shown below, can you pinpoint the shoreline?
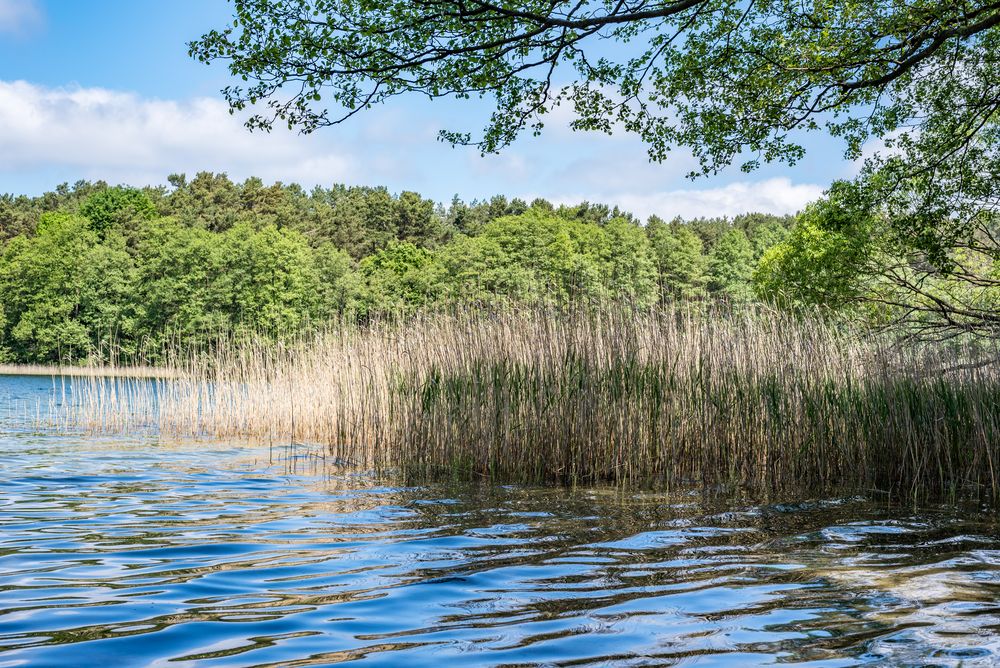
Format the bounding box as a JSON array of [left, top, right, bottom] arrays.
[[0, 364, 176, 379]]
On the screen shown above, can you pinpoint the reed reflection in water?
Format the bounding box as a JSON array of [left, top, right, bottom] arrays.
[[2, 410, 1000, 665]]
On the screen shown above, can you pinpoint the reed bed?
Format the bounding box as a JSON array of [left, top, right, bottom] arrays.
[[55, 306, 1000, 500]]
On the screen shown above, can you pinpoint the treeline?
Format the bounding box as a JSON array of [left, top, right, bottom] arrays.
[[0, 174, 792, 363]]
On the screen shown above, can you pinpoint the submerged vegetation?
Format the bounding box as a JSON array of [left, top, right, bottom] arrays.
[[62, 306, 1000, 502]]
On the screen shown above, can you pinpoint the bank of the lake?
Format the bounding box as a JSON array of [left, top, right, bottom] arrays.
[[0, 363, 176, 378]]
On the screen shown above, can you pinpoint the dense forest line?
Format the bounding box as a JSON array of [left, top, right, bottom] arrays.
[[0, 174, 798, 363]]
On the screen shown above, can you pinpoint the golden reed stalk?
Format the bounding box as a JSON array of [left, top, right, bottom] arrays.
[[52, 305, 1000, 501]]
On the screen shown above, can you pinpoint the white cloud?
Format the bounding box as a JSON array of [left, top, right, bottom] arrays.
[[0, 80, 354, 186], [549, 178, 824, 221], [0, 0, 40, 35], [0, 79, 826, 222]]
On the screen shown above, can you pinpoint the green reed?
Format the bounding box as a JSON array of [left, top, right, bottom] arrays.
[[60, 305, 1000, 501]]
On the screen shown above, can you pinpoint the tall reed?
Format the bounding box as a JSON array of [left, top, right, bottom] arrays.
[[58, 306, 1000, 500]]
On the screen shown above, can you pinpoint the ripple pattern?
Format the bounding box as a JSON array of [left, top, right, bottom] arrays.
[[2, 376, 999, 666]]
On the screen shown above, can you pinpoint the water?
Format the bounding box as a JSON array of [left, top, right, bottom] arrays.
[[1, 375, 999, 667]]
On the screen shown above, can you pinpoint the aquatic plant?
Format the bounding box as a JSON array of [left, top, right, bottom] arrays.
[[59, 306, 1000, 501]]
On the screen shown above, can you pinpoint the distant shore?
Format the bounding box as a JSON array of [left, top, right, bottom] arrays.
[[0, 364, 175, 379]]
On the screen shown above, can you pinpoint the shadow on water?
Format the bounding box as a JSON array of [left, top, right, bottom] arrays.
[[2, 374, 1000, 666]]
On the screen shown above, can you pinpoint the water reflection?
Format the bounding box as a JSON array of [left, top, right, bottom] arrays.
[[1, 375, 999, 666]]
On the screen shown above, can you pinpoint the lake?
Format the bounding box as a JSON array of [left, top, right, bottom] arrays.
[[1, 374, 998, 666]]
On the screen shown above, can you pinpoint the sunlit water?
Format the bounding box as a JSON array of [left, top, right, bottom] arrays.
[[1, 375, 999, 667]]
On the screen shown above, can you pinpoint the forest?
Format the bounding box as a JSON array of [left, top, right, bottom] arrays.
[[0, 173, 796, 363]]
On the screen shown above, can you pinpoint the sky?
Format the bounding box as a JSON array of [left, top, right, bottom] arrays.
[[0, 0, 858, 221]]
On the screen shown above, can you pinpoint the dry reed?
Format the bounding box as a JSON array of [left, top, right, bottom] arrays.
[[53, 306, 1000, 501], [0, 364, 175, 378]]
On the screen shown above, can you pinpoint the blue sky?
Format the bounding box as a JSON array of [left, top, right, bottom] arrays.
[[0, 0, 853, 220]]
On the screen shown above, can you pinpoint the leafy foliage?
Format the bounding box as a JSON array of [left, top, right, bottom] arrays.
[[0, 213, 133, 361], [0, 176, 793, 362], [757, 185, 1000, 338], [707, 229, 755, 302], [79, 187, 158, 236], [648, 217, 707, 300], [190, 1, 1000, 175], [188, 1, 1000, 334]]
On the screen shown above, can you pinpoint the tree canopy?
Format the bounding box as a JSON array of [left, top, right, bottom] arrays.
[[0, 175, 791, 363], [190, 1, 999, 172], [190, 1, 1000, 337]]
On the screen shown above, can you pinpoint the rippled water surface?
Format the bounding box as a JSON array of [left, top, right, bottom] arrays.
[[2, 375, 1000, 667]]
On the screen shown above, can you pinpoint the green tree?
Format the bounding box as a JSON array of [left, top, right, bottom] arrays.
[[165, 172, 243, 232], [707, 229, 755, 301], [79, 187, 157, 237], [648, 218, 708, 300], [132, 218, 330, 344], [474, 210, 599, 303], [394, 191, 443, 247], [754, 199, 877, 309], [309, 185, 398, 258], [444, 195, 527, 236], [437, 210, 657, 305], [0, 213, 134, 362], [437, 234, 511, 303], [756, 188, 1000, 338], [216, 224, 323, 334], [314, 243, 362, 315], [603, 218, 658, 306], [0, 300, 7, 362], [191, 1, 1000, 335], [359, 241, 445, 313], [0, 194, 41, 241], [131, 217, 229, 346]]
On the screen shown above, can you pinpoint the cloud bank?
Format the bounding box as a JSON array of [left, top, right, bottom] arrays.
[[585, 178, 825, 222], [0, 80, 353, 186], [0, 79, 824, 220]]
